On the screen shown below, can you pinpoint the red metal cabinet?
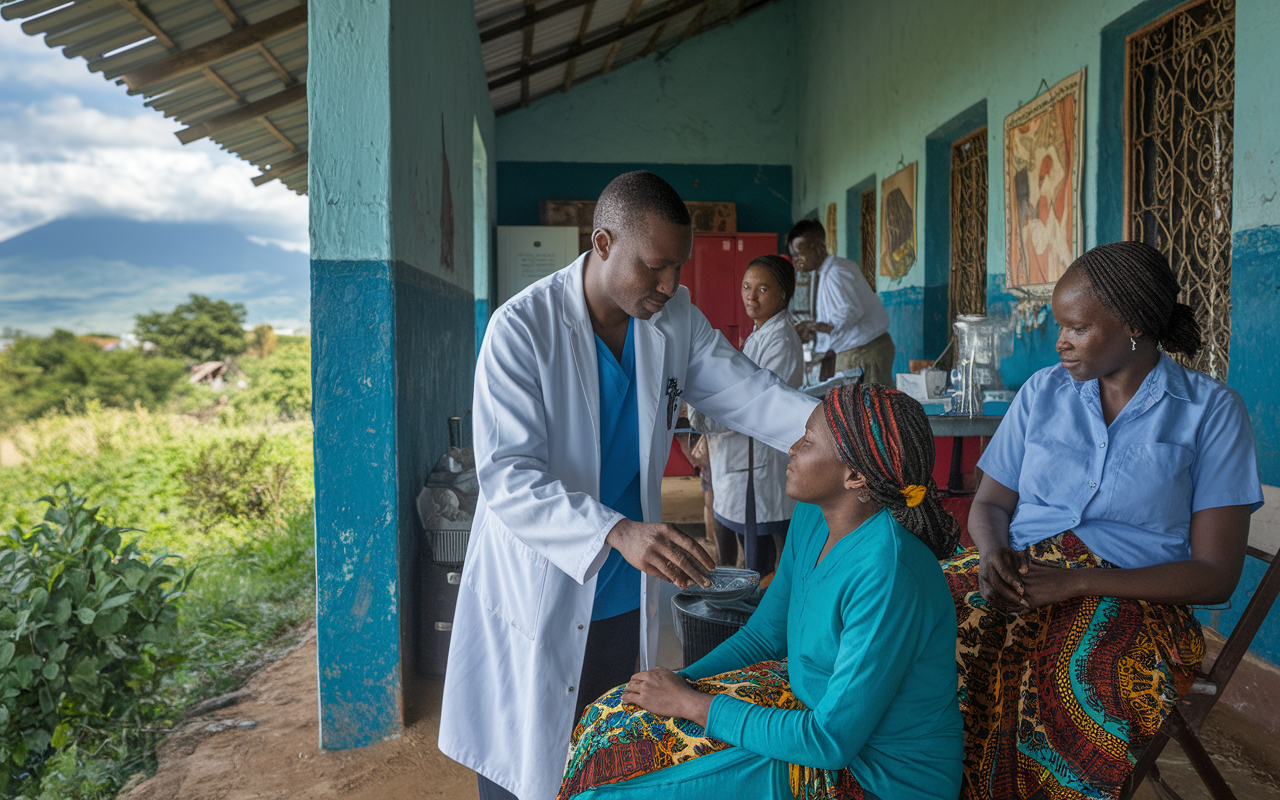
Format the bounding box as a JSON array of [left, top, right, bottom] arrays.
[[680, 232, 779, 350], [666, 232, 781, 477]]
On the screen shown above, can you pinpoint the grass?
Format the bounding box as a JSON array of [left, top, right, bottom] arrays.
[[0, 404, 316, 798]]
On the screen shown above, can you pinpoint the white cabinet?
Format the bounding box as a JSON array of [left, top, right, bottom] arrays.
[[496, 226, 581, 305]]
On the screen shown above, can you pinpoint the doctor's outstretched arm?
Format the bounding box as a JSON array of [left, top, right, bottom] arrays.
[[474, 309, 712, 589], [682, 306, 819, 451]]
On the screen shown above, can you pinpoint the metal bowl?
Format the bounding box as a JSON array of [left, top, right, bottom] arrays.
[[679, 567, 761, 602]]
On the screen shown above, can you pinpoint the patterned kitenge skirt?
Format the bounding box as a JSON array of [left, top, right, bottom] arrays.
[[942, 532, 1204, 800], [558, 660, 864, 800]]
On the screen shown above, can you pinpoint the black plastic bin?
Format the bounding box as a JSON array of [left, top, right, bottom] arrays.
[[670, 593, 753, 667]]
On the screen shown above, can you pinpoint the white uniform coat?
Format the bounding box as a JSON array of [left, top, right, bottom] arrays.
[[814, 254, 890, 354], [438, 254, 818, 799], [689, 310, 805, 526]]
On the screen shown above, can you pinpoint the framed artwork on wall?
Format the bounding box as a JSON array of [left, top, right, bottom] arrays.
[[879, 162, 917, 281], [1003, 68, 1085, 299]]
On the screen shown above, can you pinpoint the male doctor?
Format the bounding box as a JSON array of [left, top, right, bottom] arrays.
[[788, 218, 895, 385], [439, 172, 818, 800]]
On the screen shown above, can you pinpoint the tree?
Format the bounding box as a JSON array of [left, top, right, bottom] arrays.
[[0, 330, 186, 427], [134, 295, 248, 363], [246, 324, 278, 359]]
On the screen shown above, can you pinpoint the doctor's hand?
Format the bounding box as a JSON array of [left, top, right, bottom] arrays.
[[621, 667, 712, 727], [606, 520, 714, 590]]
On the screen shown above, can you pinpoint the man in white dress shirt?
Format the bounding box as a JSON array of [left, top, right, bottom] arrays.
[[787, 218, 895, 385]]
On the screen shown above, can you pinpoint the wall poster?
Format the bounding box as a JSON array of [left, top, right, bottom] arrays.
[[1003, 68, 1085, 299], [879, 163, 917, 280]]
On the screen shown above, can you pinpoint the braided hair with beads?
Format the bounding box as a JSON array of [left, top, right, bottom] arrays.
[[1066, 240, 1202, 357], [824, 382, 960, 560]]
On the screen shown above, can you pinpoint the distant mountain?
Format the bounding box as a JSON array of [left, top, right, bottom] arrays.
[[0, 218, 309, 337]]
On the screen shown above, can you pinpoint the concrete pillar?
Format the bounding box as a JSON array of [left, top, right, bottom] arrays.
[[308, 0, 495, 749]]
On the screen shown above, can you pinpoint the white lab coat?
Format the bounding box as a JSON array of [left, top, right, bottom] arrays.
[[438, 254, 818, 799], [814, 254, 890, 354], [689, 310, 805, 526]]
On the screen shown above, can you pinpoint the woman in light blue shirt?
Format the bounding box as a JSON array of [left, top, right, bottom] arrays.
[[945, 241, 1264, 800], [559, 384, 963, 800]]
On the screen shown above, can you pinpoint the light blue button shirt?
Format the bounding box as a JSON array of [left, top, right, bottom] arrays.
[[978, 354, 1264, 569]]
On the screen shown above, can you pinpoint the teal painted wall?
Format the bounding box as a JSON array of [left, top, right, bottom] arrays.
[[495, 2, 795, 166], [309, 0, 494, 749]]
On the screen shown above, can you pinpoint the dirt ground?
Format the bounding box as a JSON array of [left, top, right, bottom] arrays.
[[121, 625, 478, 800]]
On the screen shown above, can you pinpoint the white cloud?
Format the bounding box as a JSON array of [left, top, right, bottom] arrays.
[[0, 19, 308, 252], [0, 19, 117, 97]]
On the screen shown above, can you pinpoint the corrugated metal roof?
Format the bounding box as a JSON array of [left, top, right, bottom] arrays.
[[2, 0, 778, 195]]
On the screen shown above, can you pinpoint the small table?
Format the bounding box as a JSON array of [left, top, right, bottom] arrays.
[[927, 415, 1004, 493]]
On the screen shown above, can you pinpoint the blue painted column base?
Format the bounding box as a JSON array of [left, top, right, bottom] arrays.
[[311, 259, 474, 749]]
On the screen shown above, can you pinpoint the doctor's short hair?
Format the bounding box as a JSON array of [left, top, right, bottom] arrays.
[[593, 171, 692, 235], [786, 218, 825, 248], [747, 254, 797, 304]]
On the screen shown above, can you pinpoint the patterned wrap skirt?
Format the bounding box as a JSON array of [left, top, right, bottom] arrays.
[[558, 660, 864, 800], [942, 532, 1204, 800]]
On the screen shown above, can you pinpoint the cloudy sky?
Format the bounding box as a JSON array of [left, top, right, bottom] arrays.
[[0, 18, 308, 251]]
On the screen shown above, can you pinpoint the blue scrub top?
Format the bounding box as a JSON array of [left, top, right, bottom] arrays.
[[979, 354, 1264, 568], [592, 319, 644, 621]]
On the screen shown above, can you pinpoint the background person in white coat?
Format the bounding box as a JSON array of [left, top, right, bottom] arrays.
[[689, 254, 804, 575], [788, 218, 896, 385], [438, 172, 819, 800]]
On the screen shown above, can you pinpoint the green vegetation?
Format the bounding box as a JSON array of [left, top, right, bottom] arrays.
[[0, 408, 315, 798], [0, 298, 315, 797], [0, 332, 185, 429], [0, 489, 190, 794], [134, 294, 248, 363]]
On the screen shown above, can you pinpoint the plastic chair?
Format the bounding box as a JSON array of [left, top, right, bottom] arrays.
[[1121, 528, 1280, 800]]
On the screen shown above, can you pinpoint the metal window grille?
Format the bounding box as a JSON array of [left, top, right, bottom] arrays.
[[1127, 0, 1235, 378], [949, 128, 989, 331], [860, 189, 877, 291]]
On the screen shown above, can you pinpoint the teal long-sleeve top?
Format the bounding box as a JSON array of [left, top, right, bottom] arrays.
[[682, 503, 962, 800]]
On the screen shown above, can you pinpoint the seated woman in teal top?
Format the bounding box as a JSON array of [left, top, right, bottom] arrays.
[[559, 384, 964, 800]]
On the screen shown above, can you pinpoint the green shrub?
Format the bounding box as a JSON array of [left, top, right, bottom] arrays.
[[13, 745, 114, 800], [174, 435, 293, 529], [0, 489, 190, 793], [231, 340, 311, 421]]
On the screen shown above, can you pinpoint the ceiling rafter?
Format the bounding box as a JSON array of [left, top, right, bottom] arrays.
[[121, 4, 305, 91], [175, 82, 306, 144], [602, 0, 645, 76], [251, 151, 308, 186], [561, 0, 596, 92], [114, 0, 176, 50], [680, 1, 709, 41], [489, 0, 710, 90], [478, 0, 595, 43]]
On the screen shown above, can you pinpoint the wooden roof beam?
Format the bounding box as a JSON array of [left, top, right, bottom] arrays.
[[491, 0, 709, 90], [478, 0, 595, 43], [561, 0, 595, 92], [251, 151, 308, 187], [121, 4, 305, 91], [115, 0, 176, 50], [175, 82, 306, 144], [602, 0, 645, 76]]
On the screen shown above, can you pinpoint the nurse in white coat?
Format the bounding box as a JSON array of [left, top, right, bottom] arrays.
[[689, 254, 805, 574], [438, 172, 818, 800]]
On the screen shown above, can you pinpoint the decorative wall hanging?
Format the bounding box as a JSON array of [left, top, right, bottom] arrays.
[[1003, 68, 1085, 299], [825, 202, 839, 256], [541, 200, 736, 254], [879, 162, 917, 280]]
